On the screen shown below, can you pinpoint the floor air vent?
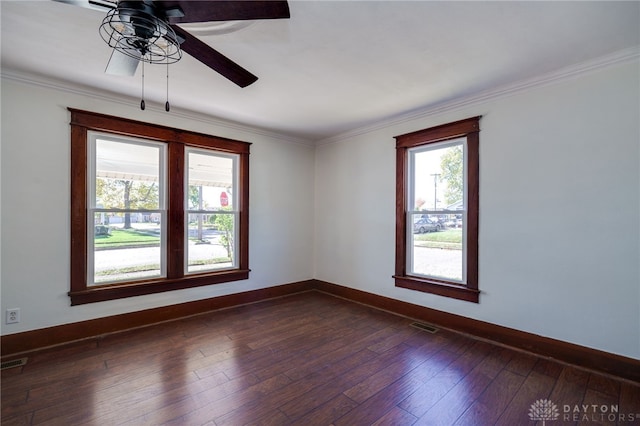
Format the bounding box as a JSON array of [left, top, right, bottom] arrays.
[[1, 358, 28, 370], [410, 322, 439, 333]]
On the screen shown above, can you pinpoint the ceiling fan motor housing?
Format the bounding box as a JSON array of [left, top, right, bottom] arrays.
[[122, 2, 165, 41]]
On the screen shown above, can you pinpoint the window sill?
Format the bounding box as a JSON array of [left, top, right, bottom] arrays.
[[69, 269, 250, 305], [393, 275, 479, 303]]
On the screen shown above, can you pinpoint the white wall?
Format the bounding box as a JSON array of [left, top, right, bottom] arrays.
[[314, 60, 640, 360], [0, 77, 315, 335], [2, 60, 639, 362]]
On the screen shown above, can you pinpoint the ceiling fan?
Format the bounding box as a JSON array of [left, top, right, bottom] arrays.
[[54, 0, 290, 88]]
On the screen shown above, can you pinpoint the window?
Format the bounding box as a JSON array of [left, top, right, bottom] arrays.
[[89, 135, 167, 285], [70, 109, 250, 305], [185, 148, 239, 274], [394, 117, 480, 303]]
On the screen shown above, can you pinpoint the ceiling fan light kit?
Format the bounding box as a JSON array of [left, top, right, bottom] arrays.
[[99, 1, 183, 66]]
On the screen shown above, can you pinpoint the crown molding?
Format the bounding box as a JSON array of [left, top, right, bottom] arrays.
[[316, 46, 640, 146], [3, 45, 638, 148], [0, 69, 315, 147]]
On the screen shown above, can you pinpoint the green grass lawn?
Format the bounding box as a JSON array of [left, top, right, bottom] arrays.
[[95, 228, 160, 249], [414, 228, 462, 249]]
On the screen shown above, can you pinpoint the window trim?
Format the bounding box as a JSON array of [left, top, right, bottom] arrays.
[[69, 109, 250, 305], [394, 116, 480, 303]]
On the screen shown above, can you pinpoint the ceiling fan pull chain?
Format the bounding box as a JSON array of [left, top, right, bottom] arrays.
[[140, 61, 146, 110], [165, 59, 170, 112]]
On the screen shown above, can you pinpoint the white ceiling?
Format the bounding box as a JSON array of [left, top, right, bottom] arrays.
[[2, 1, 639, 142]]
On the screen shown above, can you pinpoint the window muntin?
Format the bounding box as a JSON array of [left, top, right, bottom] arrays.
[[407, 139, 466, 283], [185, 149, 239, 273], [394, 116, 480, 303]]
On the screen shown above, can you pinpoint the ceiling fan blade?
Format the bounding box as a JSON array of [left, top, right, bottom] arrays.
[[159, 1, 290, 24], [51, 0, 116, 12], [172, 26, 258, 87], [105, 49, 140, 76]]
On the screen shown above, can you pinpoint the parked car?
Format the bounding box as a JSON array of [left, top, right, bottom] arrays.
[[445, 218, 462, 228], [413, 218, 441, 233], [430, 215, 447, 226]]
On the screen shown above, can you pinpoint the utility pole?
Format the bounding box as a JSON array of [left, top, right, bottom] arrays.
[[430, 173, 440, 210]]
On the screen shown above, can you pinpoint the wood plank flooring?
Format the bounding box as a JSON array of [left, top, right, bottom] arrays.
[[2, 291, 639, 425]]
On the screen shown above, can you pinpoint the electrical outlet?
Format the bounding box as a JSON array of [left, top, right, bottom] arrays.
[[6, 308, 20, 324]]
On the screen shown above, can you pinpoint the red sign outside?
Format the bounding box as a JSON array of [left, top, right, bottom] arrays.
[[220, 191, 229, 207]]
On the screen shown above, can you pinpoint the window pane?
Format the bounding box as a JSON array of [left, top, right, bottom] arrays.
[[411, 213, 464, 282], [411, 140, 464, 212], [187, 152, 235, 211], [187, 213, 236, 273], [95, 139, 161, 210], [186, 149, 238, 274], [409, 138, 465, 282], [92, 213, 163, 284]]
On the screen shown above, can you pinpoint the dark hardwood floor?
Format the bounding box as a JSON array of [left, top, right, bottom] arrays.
[[2, 291, 639, 425]]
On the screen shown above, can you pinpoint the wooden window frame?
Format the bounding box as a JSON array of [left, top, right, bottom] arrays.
[[69, 109, 250, 305], [394, 117, 480, 303]]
